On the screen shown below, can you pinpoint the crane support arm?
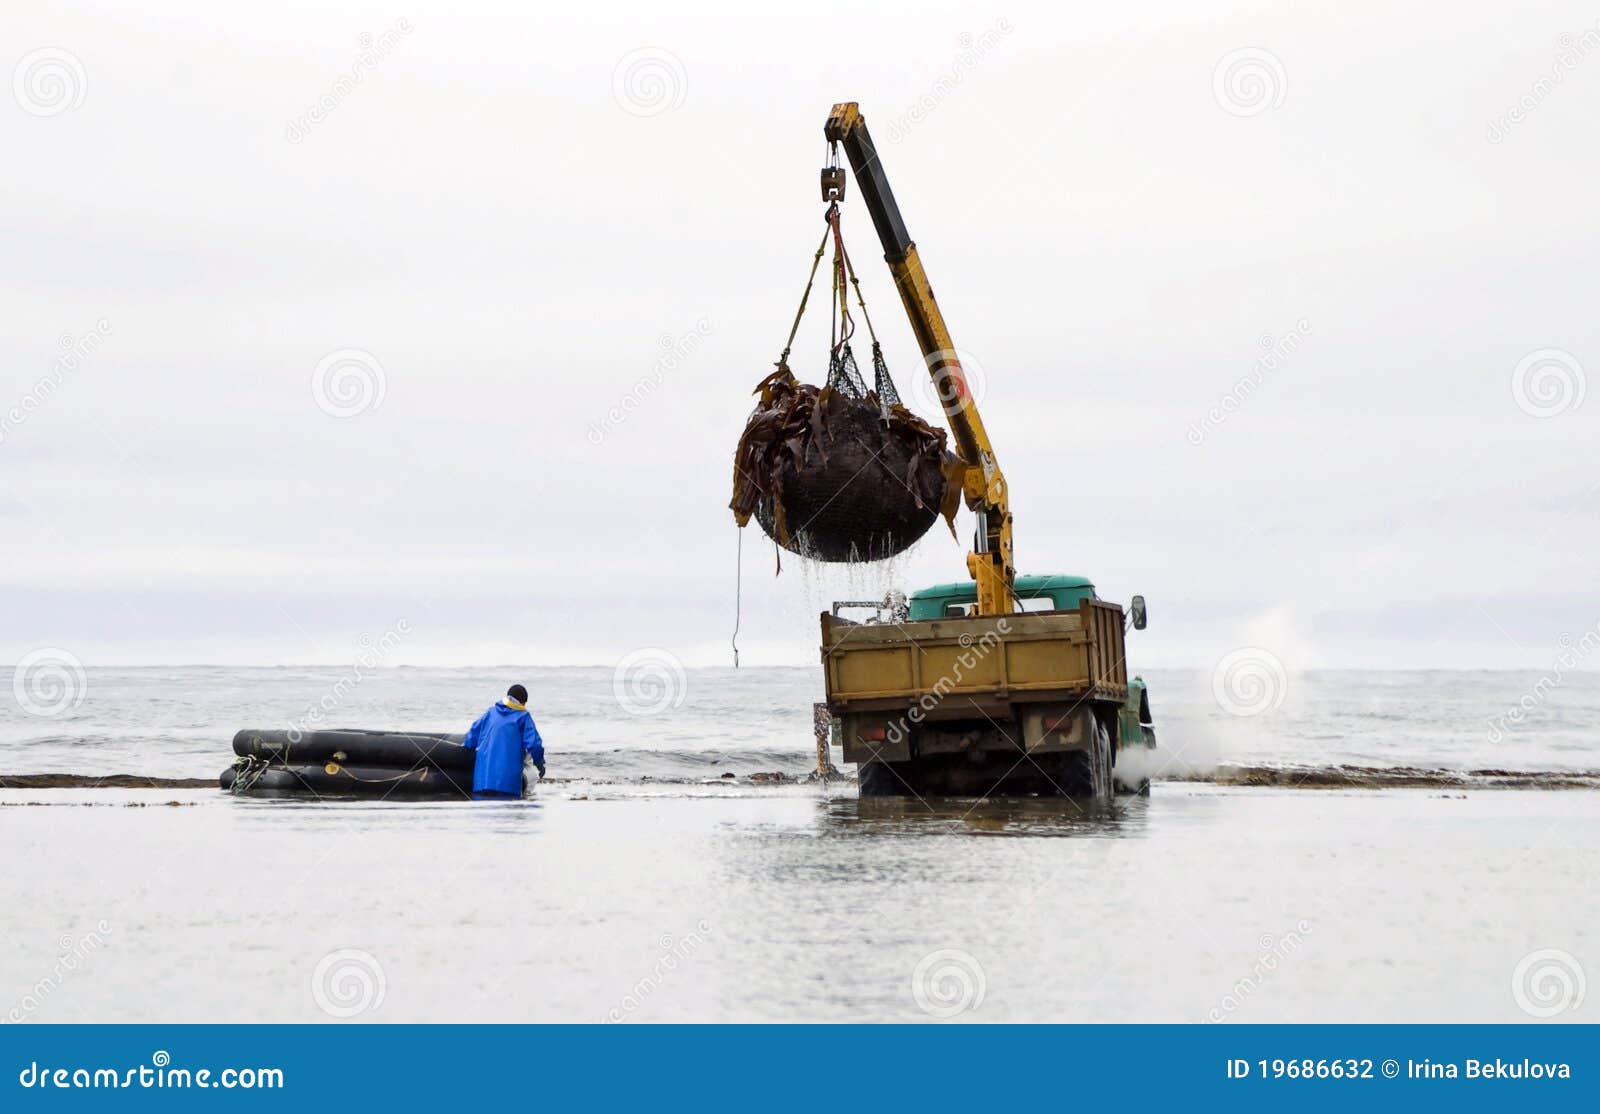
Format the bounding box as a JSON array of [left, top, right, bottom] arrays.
[[824, 101, 1014, 615]]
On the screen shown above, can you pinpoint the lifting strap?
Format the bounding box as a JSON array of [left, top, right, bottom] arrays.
[[772, 203, 905, 414]]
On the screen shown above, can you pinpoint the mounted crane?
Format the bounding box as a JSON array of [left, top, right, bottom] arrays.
[[816, 102, 1156, 797], [823, 102, 1015, 618]]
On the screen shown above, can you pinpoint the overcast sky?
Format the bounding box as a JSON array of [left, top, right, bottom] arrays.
[[3, 0, 1599, 672]]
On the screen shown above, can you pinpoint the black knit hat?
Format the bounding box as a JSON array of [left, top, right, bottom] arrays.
[[507, 684, 528, 704]]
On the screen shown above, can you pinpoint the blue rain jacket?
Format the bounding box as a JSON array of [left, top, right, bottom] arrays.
[[463, 700, 545, 797]]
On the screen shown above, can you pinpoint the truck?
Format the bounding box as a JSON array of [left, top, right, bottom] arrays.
[[815, 103, 1157, 798]]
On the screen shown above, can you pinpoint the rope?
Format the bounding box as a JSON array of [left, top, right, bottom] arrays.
[[838, 231, 902, 410], [828, 205, 855, 355], [838, 231, 881, 349], [776, 223, 833, 373], [334, 766, 422, 784], [731, 525, 742, 668], [229, 755, 270, 796]]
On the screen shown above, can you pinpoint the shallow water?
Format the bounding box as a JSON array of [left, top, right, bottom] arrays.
[[1, 784, 1594, 1022], [1, 667, 1595, 1023], [3, 666, 1599, 782]]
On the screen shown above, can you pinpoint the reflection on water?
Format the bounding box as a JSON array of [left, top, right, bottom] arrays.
[[826, 795, 1149, 839], [230, 796, 546, 836]]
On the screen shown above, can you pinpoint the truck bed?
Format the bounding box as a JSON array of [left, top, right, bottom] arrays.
[[820, 598, 1129, 719]]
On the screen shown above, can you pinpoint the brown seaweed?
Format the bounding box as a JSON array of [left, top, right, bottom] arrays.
[[730, 368, 962, 563]]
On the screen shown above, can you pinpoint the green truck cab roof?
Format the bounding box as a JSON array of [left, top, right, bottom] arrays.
[[908, 574, 1097, 620]]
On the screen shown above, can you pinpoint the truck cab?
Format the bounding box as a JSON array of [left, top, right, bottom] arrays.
[[909, 574, 1099, 619]]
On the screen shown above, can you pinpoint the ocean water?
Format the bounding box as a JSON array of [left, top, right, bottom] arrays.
[[3, 665, 1599, 782], [1, 667, 1596, 1024]]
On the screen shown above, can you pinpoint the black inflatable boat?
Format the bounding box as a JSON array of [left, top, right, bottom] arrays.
[[223, 728, 487, 800]]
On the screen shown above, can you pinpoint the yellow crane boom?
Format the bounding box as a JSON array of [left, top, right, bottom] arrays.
[[823, 101, 1014, 616]]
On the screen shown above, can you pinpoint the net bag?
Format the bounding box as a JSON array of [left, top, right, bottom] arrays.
[[729, 204, 964, 564], [729, 361, 962, 563]]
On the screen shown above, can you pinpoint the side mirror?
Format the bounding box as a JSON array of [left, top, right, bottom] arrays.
[[1129, 595, 1148, 631]]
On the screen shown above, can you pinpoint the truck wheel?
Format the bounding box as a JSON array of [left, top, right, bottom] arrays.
[[1091, 713, 1114, 798], [857, 760, 908, 797], [1056, 714, 1114, 798]]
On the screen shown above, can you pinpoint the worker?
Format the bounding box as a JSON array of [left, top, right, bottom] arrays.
[[463, 684, 546, 799]]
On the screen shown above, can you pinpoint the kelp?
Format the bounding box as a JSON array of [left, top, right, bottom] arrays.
[[730, 367, 963, 564]]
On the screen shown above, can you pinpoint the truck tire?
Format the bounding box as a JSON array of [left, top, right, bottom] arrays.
[[1052, 713, 1114, 798], [857, 760, 908, 797]]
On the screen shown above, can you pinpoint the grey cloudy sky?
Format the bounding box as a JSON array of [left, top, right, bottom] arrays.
[[3, 0, 1598, 672]]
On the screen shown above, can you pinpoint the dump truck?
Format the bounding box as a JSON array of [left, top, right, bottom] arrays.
[[815, 103, 1156, 798]]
